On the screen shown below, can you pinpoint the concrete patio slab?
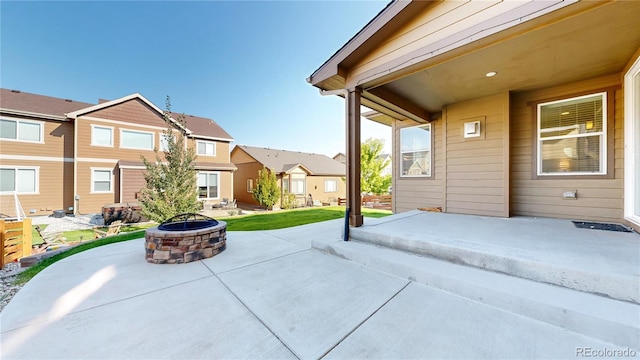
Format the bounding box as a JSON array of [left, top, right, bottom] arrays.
[[217, 250, 408, 359], [324, 282, 619, 359], [202, 231, 307, 273], [1, 276, 295, 359], [1, 239, 213, 331], [1, 218, 638, 359], [350, 210, 640, 303]]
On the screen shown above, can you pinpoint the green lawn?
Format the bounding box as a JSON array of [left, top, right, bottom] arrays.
[[17, 207, 392, 285], [224, 206, 391, 231]]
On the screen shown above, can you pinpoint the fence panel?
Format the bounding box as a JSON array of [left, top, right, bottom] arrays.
[[1, 218, 32, 267]]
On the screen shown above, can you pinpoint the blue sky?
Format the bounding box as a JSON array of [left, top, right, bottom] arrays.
[[1, 1, 391, 156]]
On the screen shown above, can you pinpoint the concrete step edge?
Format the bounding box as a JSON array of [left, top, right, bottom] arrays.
[[349, 227, 639, 304], [311, 237, 640, 349]]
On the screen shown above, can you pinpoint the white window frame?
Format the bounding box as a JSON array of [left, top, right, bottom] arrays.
[[324, 179, 338, 193], [400, 124, 432, 178], [0, 166, 39, 194], [160, 133, 174, 152], [120, 129, 155, 150], [291, 178, 305, 195], [196, 140, 216, 156], [198, 171, 220, 199], [91, 168, 113, 193], [536, 92, 607, 176], [0, 117, 44, 143], [624, 56, 640, 226], [91, 125, 114, 147], [247, 179, 253, 193]]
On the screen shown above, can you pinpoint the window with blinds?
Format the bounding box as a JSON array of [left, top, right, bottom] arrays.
[[537, 92, 606, 175]]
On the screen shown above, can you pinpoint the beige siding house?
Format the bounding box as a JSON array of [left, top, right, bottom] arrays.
[[308, 0, 640, 230], [231, 145, 346, 208], [0, 89, 235, 217]]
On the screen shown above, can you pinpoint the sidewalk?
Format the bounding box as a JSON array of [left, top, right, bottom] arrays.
[[1, 218, 637, 359]]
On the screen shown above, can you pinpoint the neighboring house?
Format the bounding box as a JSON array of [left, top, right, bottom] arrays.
[[0, 89, 235, 217], [231, 145, 346, 208], [333, 152, 346, 165], [378, 153, 392, 177], [308, 0, 640, 230]]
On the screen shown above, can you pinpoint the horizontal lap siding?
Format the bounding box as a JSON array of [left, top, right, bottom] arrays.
[[393, 117, 444, 213], [509, 74, 623, 222], [232, 162, 263, 205], [121, 169, 146, 203], [0, 120, 73, 158], [76, 162, 118, 214], [87, 99, 166, 128], [306, 176, 346, 204], [445, 93, 508, 217], [0, 160, 73, 217]]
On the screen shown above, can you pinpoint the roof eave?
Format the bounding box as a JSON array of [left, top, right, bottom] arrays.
[[66, 93, 193, 135], [0, 108, 69, 121], [307, 0, 435, 89]]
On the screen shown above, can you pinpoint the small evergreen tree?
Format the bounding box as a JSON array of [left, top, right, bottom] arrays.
[[361, 137, 392, 195], [139, 96, 200, 222], [252, 167, 280, 210]]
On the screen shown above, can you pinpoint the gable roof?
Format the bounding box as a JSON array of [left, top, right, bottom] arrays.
[[234, 145, 345, 176], [176, 113, 233, 142], [0, 88, 233, 141], [66, 93, 191, 135], [0, 88, 93, 120]]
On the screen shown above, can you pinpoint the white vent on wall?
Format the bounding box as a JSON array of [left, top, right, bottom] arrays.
[[464, 121, 481, 138]]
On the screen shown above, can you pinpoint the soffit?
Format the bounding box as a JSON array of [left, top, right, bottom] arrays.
[[360, 1, 639, 120]]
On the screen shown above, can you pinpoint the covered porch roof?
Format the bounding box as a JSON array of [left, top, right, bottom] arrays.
[[308, 0, 640, 124]]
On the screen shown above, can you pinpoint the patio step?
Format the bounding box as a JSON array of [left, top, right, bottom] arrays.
[[348, 222, 639, 304], [311, 237, 640, 349]]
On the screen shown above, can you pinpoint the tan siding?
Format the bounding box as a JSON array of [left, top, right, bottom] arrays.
[[86, 98, 166, 128], [510, 74, 623, 222], [76, 118, 160, 162], [0, 119, 73, 158], [0, 160, 73, 217], [188, 138, 231, 164], [76, 162, 118, 214], [444, 93, 509, 217], [233, 162, 263, 205], [350, 1, 527, 80], [306, 176, 346, 204], [393, 116, 444, 213], [231, 148, 257, 164]]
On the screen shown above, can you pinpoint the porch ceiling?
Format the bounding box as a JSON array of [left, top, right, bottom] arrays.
[[360, 1, 640, 122]]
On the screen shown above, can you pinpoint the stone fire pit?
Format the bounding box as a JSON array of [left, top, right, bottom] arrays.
[[145, 213, 226, 264]]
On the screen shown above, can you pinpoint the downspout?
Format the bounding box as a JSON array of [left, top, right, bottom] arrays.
[[319, 89, 350, 241], [73, 116, 78, 215]]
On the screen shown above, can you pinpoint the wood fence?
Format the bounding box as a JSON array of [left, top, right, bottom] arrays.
[[337, 195, 392, 210], [1, 218, 32, 267]]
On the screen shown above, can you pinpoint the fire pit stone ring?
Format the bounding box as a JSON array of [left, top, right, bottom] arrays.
[[144, 213, 226, 264]]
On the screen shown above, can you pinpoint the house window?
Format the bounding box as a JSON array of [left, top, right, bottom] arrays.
[[91, 169, 112, 193], [0, 118, 42, 142], [400, 124, 431, 177], [121, 129, 154, 150], [91, 125, 113, 147], [160, 133, 173, 152], [291, 179, 305, 194], [324, 179, 338, 192], [247, 179, 253, 193], [282, 179, 289, 192], [198, 171, 219, 199], [537, 92, 606, 175], [197, 141, 216, 156], [0, 167, 38, 194]]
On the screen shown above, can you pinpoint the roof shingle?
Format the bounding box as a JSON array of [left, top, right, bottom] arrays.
[[235, 145, 345, 176]]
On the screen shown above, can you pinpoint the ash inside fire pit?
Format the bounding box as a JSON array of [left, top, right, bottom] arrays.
[[145, 213, 226, 264]]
